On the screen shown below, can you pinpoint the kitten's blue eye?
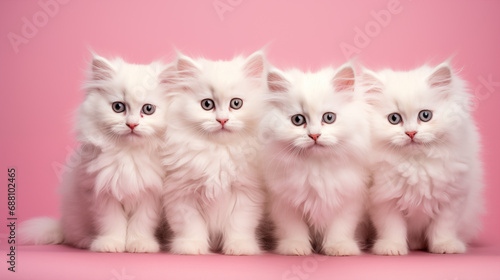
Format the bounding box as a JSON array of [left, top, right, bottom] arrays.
[[322, 112, 336, 124], [230, 98, 243, 110], [142, 104, 156, 115], [201, 99, 215, 110], [418, 110, 432, 122], [388, 113, 402, 125], [291, 114, 306, 126], [112, 102, 125, 113]]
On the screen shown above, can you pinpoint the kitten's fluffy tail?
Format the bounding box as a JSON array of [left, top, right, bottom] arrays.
[[19, 217, 64, 245]]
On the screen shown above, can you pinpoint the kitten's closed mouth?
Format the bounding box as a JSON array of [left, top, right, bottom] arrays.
[[308, 143, 326, 150], [217, 127, 232, 133], [406, 140, 425, 149], [127, 131, 142, 137]]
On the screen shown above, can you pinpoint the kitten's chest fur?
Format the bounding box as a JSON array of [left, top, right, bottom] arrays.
[[271, 158, 367, 225], [87, 146, 164, 200], [378, 155, 469, 215], [164, 135, 259, 200]]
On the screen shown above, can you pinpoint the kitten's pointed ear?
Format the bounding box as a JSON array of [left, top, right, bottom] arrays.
[[159, 64, 178, 86], [428, 63, 452, 88], [332, 64, 355, 92], [91, 54, 114, 81], [243, 51, 266, 79], [176, 54, 200, 79], [361, 68, 383, 94], [267, 68, 290, 93]]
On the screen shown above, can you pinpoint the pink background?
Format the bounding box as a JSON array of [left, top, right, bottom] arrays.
[[1, 0, 499, 279]]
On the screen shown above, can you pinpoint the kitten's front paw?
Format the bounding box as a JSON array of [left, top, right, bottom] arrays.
[[170, 238, 210, 255], [90, 236, 126, 253], [323, 240, 361, 256], [276, 239, 313, 256], [126, 238, 160, 253], [223, 239, 261, 255], [372, 239, 408, 256], [429, 238, 466, 254]]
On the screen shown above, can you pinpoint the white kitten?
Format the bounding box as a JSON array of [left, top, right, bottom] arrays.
[[364, 63, 483, 255], [20, 54, 169, 253], [161, 51, 267, 255], [261, 64, 371, 256]]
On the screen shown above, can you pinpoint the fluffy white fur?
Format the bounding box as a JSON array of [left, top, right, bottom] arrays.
[[20, 55, 169, 253], [161, 51, 267, 255], [262, 65, 371, 256], [364, 63, 483, 255]]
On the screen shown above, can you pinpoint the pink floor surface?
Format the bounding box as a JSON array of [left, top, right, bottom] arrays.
[[2, 243, 499, 280]]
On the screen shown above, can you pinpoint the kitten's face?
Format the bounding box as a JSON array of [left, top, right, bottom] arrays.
[[165, 52, 266, 142], [365, 64, 464, 154], [265, 66, 361, 157], [80, 56, 168, 147]]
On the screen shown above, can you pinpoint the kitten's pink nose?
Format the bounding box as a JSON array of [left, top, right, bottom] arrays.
[[406, 131, 417, 139], [127, 123, 139, 130], [217, 119, 229, 126], [309, 134, 321, 142]]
